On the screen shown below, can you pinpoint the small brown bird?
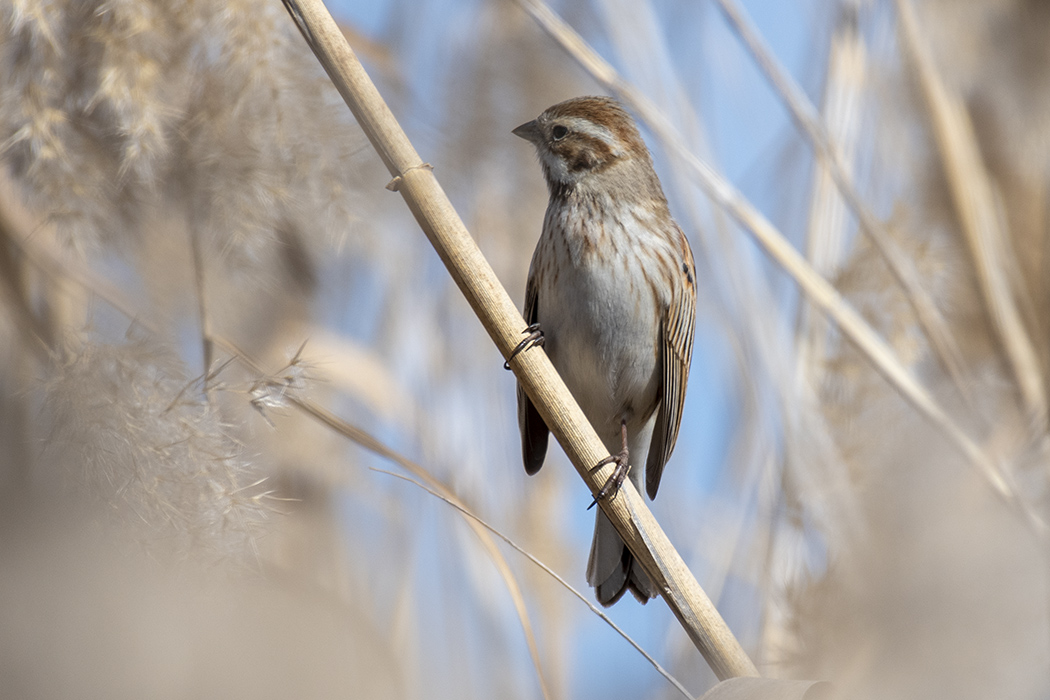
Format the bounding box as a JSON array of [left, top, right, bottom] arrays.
[[513, 96, 696, 606]]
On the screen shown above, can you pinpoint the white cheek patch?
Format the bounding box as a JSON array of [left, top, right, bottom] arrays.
[[540, 149, 574, 184]]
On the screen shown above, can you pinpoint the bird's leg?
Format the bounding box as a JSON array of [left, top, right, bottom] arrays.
[[587, 419, 630, 510], [504, 323, 545, 370]]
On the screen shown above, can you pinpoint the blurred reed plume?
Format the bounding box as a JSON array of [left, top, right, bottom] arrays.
[[0, 0, 1048, 699]]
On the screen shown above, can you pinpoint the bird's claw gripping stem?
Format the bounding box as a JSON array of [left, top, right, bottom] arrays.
[[587, 420, 631, 510], [587, 449, 631, 510], [504, 323, 544, 370]]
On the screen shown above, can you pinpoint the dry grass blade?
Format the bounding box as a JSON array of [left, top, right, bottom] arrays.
[[0, 178, 160, 338], [797, 4, 868, 385], [710, 0, 972, 400], [0, 174, 58, 359], [188, 227, 214, 393], [0, 213, 51, 360], [280, 0, 759, 680], [212, 336, 554, 700], [374, 468, 694, 700], [514, 0, 1042, 534], [895, 0, 1047, 431]]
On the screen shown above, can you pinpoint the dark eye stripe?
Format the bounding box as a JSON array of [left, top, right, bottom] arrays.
[[554, 132, 615, 173]]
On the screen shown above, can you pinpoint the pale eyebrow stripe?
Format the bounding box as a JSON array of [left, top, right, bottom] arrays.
[[561, 116, 623, 154]]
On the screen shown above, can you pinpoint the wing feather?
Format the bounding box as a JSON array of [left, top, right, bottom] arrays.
[[646, 232, 696, 499], [517, 271, 550, 475]]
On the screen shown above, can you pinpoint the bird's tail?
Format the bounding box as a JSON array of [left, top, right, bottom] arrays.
[[586, 508, 657, 606]]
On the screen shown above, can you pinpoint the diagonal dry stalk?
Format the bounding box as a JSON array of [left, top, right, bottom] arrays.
[[279, 0, 759, 682], [513, 0, 1049, 537], [592, 3, 868, 556], [895, 0, 1048, 431], [709, 0, 973, 402], [376, 468, 694, 700], [7, 188, 692, 698], [213, 336, 555, 700], [3, 177, 558, 697], [5, 196, 555, 696]]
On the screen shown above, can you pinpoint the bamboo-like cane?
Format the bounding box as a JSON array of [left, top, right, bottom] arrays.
[[278, 0, 759, 682]]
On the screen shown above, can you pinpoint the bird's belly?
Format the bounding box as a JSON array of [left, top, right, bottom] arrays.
[[538, 258, 661, 447]]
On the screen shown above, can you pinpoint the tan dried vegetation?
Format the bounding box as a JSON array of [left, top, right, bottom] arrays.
[[0, 1, 1047, 699]]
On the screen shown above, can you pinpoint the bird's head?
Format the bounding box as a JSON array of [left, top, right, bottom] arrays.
[[513, 96, 656, 197]]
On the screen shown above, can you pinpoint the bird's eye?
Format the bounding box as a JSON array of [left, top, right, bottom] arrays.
[[551, 125, 568, 140]]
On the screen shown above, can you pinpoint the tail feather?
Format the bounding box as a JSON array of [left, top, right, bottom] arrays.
[[587, 508, 657, 606]]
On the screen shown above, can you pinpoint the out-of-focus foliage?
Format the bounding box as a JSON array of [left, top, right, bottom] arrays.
[[1, 0, 1049, 699]]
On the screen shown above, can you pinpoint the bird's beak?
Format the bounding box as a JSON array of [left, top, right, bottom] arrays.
[[512, 119, 541, 143]]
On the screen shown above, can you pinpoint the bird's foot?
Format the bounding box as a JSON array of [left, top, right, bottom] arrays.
[[587, 446, 630, 510], [504, 323, 544, 370]]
